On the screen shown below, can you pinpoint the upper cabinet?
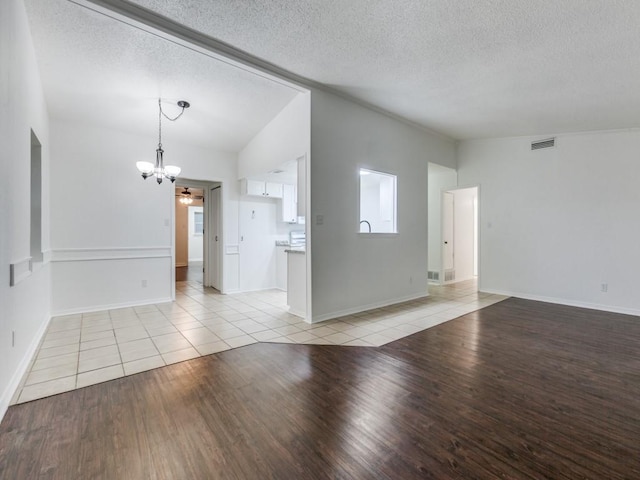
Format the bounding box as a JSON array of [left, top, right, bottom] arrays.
[[265, 182, 284, 198], [281, 184, 297, 223], [242, 179, 284, 198]]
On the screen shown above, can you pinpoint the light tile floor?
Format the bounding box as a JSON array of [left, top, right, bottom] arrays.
[[12, 279, 506, 404]]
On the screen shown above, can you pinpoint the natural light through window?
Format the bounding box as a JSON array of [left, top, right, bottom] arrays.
[[193, 209, 204, 235], [359, 168, 397, 233]]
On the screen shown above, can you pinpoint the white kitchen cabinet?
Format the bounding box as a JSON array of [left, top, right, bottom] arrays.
[[264, 182, 283, 198], [281, 184, 297, 223], [242, 179, 284, 198], [245, 179, 265, 196]]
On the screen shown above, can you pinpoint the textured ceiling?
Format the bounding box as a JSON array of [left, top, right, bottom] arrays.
[[24, 0, 300, 151], [129, 0, 640, 139]]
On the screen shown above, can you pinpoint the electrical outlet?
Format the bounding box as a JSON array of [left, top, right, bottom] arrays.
[[316, 214, 324, 225], [601, 283, 608, 293], [141, 279, 148, 288], [409, 276, 413, 284]]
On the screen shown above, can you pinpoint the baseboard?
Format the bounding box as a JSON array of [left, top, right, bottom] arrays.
[[52, 297, 173, 317], [233, 286, 278, 294], [482, 289, 640, 318], [311, 291, 429, 324], [0, 313, 51, 422], [288, 307, 305, 318]]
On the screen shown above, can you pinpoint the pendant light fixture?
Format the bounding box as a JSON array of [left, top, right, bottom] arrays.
[[136, 98, 190, 184], [179, 187, 194, 205]]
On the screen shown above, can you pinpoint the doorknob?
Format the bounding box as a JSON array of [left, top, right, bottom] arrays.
[[215, 235, 218, 241], [444, 241, 448, 244]]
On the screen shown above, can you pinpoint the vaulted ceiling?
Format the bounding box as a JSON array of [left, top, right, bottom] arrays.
[[24, 0, 301, 151], [26, 0, 640, 144]]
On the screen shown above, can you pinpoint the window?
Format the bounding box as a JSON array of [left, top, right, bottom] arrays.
[[193, 210, 204, 235], [359, 168, 397, 233]]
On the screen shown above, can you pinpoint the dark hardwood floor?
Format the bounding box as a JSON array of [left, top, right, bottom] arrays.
[[175, 261, 203, 283], [1, 298, 639, 479]]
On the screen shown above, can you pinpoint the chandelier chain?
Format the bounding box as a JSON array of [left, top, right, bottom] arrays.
[[158, 98, 187, 146]]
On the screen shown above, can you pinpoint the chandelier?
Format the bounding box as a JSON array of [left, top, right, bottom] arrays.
[[179, 188, 194, 205], [136, 98, 190, 184]]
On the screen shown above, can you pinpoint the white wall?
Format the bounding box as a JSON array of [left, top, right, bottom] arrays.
[[309, 88, 456, 322], [238, 197, 278, 291], [427, 163, 457, 276], [50, 120, 240, 313], [0, 0, 52, 418], [238, 92, 311, 179], [237, 195, 302, 291], [451, 187, 477, 282], [458, 130, 640, 315]]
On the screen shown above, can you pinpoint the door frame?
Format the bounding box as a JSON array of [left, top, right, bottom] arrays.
[[171, 179, 224, 299], [440, 184, 480, 287], [206, 185, 222, 290]]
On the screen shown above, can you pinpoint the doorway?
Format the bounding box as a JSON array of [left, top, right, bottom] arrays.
[[175, 186, 205, 284], [441, 186, 479, 285], [173, 180, 222, 293]]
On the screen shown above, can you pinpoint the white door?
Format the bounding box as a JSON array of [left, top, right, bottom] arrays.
[[206, 186, 221, 290], [442, 191, 454, 272]]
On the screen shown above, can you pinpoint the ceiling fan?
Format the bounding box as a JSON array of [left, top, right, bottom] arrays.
[[176, 187, 203, 205]]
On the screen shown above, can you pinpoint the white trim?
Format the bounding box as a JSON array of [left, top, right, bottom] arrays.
[[0, 313, 50, 421], [51, 247, 172, 262], [440, 184, 481, 288], [311, 292, 429, 324], [288, 307, 305, 318], [231, 286, 279, 294], [52, 296, 173, 317], [481, 289, 640, 318], [9, 257, 32, 286]]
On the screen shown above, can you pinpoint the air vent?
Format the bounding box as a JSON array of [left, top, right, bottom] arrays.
[[444, 270, 455, 282], [531, 138, 555, 150], [428, 271, 440, 281]]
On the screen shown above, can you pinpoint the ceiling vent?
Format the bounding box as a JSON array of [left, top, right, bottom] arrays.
[[531, 138, 555, 150]]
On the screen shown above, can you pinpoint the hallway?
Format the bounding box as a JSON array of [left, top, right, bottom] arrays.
[[175, 261, 204, 284]]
